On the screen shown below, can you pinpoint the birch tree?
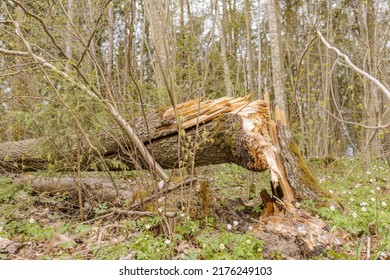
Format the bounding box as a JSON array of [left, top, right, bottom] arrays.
[[267, 0, 288, 120]]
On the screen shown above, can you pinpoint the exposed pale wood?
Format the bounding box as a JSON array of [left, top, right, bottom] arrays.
[[274, 106, 287, 126], [254, 208, 349, 259], [1, 97, 327, 206]]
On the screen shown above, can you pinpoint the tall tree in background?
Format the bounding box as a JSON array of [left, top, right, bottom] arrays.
[[364, 0, 381, 163], [216, 0, 233, 97], [145, 0, 169, 89], [107, 1, 114, 83], [257, 0, 263, 98], [244, 0, 255, 95], [267, 0, 288, 119], [65, 0, 73, 68]]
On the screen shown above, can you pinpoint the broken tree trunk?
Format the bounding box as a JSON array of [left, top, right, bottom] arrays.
[[0, 96, 329, 205]]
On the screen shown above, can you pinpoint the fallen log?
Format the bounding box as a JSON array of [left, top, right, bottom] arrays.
[[0, 96, 330, 206]]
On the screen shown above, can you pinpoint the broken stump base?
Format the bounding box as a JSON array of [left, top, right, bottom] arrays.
[[253, 208, 349, 259]]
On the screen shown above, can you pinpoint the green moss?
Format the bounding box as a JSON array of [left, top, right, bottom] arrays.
[[288, 141, 329, 199], [288, 141, 344, 208]]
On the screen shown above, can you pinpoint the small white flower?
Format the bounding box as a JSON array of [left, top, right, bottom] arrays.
[[233, 220, 239, 226], [29, 218, 35, 223], [360, 202, 368, 206], [366, 171, 371, 175], [381, 201, 387, 207], [180, 213, 185, 217], [226, 224, 232, 230], [158, 180, 165, 189], [165, 239, 171, 245], [248, 226, 253, 231], [348, 191, 352, 194], [361, 206, 367, 212], [219, 243, 225, 250], [376, 187, 381, 191], [370, 197, 376, 202], [295, 202, 301, 208], [145, 224, 151, 230], [355, 183, 361, 188], [329, 190, 334, 194], [342, 191, 346, 194], [350, 198, 354, 202], [246, 239, 251, 244], [370, 189, 375, 194], [352, 212, 357, 218], [329, 206, 335, 211], [158, 208, 163, 213], [369, 178, 375, 183]]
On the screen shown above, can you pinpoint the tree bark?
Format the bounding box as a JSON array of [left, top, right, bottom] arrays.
[[145, 0, 168, 88], [257, 0, 262, 98], [65, 0, 74, 67], [107, 1, 114, 82], [216, 1, 233, 97], [244, 0, 255, 95], [0, 96, 328, 205], [267, 0, 288, 119]]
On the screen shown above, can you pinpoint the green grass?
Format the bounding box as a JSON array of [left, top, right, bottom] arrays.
[[0, 159, 388, 259], [305, 158, 390, 259]]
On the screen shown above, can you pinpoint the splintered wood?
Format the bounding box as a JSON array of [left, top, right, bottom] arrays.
[[163, 96, 251, 129], [163, 96, 296, 211], [1, 96, 327, 214]]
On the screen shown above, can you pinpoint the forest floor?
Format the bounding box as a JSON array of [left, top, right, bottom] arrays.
[[0, 158, 389, 260]]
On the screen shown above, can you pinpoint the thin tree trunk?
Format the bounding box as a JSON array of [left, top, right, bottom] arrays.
[[365, 0, 380, 161], [267, 0, 288, 119], [65, 0, 74, 67], [257, 0, 262, 98], [216, 1, 233, 97], [123, 0, 136, 96], [244, 0, 255, 95], [107, 2, 114, 82], [145, 0, 167, 88], [139, 1, 147, 83]]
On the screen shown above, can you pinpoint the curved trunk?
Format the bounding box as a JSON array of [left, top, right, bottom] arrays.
[[0, 97, 329, 205]]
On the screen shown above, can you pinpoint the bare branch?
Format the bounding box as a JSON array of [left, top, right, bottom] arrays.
[[0, 47, 29, 57], [316, 29, 390, 100], [2, 19, 170, 181], [323, 107, 390, 129]]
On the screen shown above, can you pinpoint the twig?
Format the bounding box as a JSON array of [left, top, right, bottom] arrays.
[[130, 178, 197, 209], [113, 209, 176, 218], [97, 224, 129, 246]]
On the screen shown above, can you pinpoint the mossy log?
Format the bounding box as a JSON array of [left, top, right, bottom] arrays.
[[0, 96, 329, 206]]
